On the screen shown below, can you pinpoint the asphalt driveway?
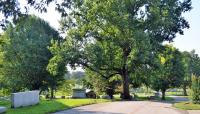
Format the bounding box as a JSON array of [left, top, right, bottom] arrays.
[[53, 101, 187, 114]]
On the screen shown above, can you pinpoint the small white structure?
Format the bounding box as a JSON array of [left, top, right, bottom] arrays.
[[101, 95, 111, 99], [0, 107, 7, 113], [154, 92, 161, 97], [72, 89, 86, 98], [11, 90, 40, 108]]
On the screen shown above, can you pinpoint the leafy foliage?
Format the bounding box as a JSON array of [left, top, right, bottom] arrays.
[[181, 51, 191, 95], [0, 0, 55, 29], [150, 45, 184, 100], [192, 75, 200, 104], [48, 0, 191, 99], [0, 0, 193, 100], [56, 79, 76, 96], [191, 74, 200, 104], [0, 15, 63, 95], [83, 69, 121, 98]]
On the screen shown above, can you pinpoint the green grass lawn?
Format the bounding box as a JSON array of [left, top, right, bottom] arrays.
[[135, 93, 154, 97], [134, 93, 174, 102], [166, 91, 185, 96], [160, 96, 174, 101], [135, 96, 174, 101], [173, 102, 200, 110], [0, 99, 111, 114]]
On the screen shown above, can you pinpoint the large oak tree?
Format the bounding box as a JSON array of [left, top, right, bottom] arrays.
[[47, 0, 192, 99], [0, 0, 192, 99]]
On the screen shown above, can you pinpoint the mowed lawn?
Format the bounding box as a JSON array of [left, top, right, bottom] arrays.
[[0, 99, 111, 114], [174, 102, 200, 110]]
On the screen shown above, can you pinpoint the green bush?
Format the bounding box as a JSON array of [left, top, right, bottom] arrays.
[[56, 80, 76, 96], [191, 75, 200, 104], [0, 88, 10, 96]]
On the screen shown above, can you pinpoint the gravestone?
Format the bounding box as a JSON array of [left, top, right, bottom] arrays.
[[101, 95, 111, 99], [0, 107, 7, 113], [72, 89, 86, 98], [11, 90, 40, 108]]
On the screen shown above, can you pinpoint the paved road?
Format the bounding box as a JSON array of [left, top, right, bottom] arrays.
[[187, 110, 200, 114], [53, 101, 187, 114], [169, 96, 190, 102]]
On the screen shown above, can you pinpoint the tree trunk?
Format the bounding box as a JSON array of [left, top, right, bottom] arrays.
[[32, 83, 40, 90], [146, 86, 149, 95], [121, 62, 131, 100], [161, 89, 166, 100], [183, 84, 188, 96], [50, 86, 54, 99], [122, 73, 131, 99], [121, 48, 131, 100]]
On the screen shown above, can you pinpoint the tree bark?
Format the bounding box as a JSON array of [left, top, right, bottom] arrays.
[[50, 86, 54, 99], [121, 47, 131, 100], [183, 84, 188, 96], [161, 89, 166, 100], [122, 72, 131, 99], [32, 85, 40, 90]]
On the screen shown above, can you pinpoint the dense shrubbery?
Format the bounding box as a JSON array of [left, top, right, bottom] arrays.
[[191, 75, 200, 104], [0, 16, 64, 98], [56, 80, 76, 96]]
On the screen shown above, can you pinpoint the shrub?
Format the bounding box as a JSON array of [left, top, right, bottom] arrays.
[[191, 74, 200, 104]]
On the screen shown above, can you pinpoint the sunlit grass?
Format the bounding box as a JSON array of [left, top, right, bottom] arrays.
[[174, 102, 200, 110], [0, 99, 111, 114]]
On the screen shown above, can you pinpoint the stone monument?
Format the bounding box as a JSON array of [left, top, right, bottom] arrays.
[[72, 89, 86, 98], [0, 107, 7, 113], [11, 90, 40, 108]]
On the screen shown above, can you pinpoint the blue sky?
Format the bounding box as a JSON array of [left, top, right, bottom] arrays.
[[171, 0, 200, 55]]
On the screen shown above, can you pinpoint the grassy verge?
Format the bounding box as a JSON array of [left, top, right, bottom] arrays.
[[0, 99, 111, 114], [134, 93, 174, 102], [159, 96, 174, 102], [166, 92, 184, 96], [135, 96, 174, 101], [173, 102, 200, 110]]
